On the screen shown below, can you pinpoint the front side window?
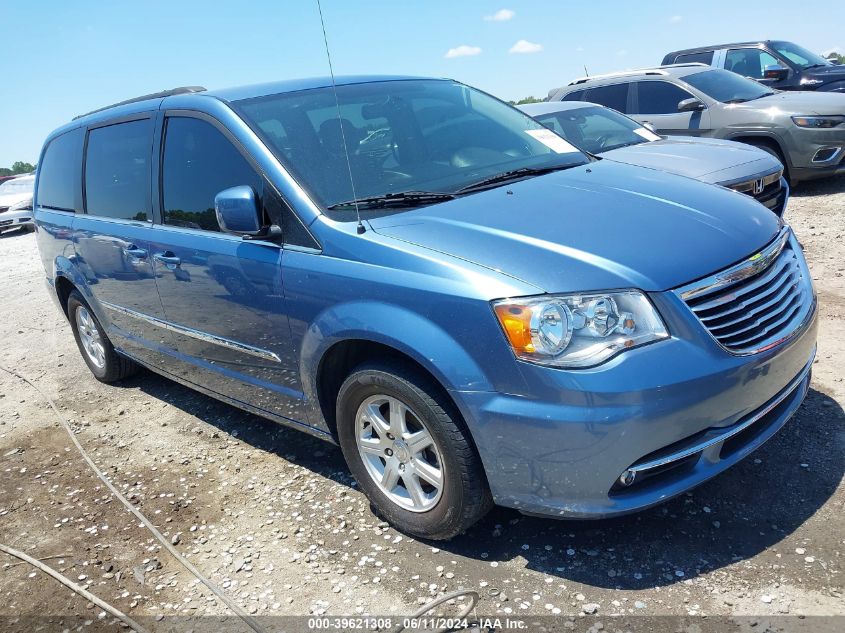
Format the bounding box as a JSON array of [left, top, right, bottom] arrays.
[[536, 106, 660, 154], [36, 128, 84, 211], [725, 48, 780, 79], [161, 117, 262, 232], [636, 81, 694, 114], [583, 83, 629, 113], [85, 119, 153, 221], [233, 79, 588, 219], [681, 69, 774, 104]]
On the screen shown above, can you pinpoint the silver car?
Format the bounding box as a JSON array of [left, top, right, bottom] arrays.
[[520, 101, 787, 215], [547, 64, 845, 183], [0, 174, 35, 234]]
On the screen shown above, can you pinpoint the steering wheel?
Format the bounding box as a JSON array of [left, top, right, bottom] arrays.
[[382, 169, 414, 181], [594, 134, 613, 151]]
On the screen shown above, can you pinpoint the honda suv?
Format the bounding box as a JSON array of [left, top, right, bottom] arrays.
[[35, 77, 816, 539], [547, 65, 845, 183]]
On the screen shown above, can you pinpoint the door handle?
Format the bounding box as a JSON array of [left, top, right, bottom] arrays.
[[153, 251, 182, 269], [123, 245, 148, 259]]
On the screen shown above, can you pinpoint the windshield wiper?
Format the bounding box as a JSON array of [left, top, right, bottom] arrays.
[[456, 163, 580, 194], [326, 190, 457, 211]]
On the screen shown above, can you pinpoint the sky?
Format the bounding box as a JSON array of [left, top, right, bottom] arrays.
[[2, 1, 843, 166]]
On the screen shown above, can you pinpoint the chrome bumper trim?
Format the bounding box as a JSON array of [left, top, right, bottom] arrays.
[[629, 349, 814, 475]]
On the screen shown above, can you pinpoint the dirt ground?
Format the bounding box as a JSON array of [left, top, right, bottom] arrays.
[[1, 177, 843, 632]]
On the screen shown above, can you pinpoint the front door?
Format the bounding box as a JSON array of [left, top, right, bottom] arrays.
[[148, 114, 307, 423], [633, 80, 712, 137], [74, 116, 172, 369]]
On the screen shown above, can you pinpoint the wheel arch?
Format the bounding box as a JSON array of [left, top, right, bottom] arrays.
[[726, 133, 791, 168], [299, 302, 494, 440]]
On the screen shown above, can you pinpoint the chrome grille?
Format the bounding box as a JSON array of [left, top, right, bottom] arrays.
[[729, 171, 786, 216], [678, 229, 813, 354]]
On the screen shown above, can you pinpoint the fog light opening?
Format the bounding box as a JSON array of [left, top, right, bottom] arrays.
[[618, 469, 636, 487]]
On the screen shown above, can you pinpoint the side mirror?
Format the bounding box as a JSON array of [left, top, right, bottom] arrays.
[[643, 122, 657, 133], [763, 65, 789, 81], [214, 186, 261, 235], [677, 98, 705, 113]]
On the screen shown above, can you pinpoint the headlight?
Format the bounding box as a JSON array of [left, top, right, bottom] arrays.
[[8, 198, 33, 212], [493, 290, 668, 368], [791, 115, 845, 128]]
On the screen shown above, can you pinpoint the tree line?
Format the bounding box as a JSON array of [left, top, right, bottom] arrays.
[[0, 161, 36, 177]]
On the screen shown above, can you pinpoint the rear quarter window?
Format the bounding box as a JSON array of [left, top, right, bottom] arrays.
[[561, 89, 586, 102], [584, 83, 630, 113], [36, 128, 84, 211], [674, 51, 714, 65]]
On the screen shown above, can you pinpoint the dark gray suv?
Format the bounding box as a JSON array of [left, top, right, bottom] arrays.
[[548, 64, 845, 183]]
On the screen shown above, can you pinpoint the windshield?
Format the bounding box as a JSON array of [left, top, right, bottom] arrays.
[[772, 42, 831, 69], [682, 69, 774, 103], [0, 177, 34, 195], [234, 79, 588, 218], [534, 105, 660, 154]]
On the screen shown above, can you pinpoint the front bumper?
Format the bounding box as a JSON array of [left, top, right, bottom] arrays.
[[0, 207, 34, 232], [455, 249, 818, 518], [785, 126, 845, 181]]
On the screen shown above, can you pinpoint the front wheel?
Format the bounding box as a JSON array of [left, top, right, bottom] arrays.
[[67, 290, 138, 383], [336, 362, 492, 540]]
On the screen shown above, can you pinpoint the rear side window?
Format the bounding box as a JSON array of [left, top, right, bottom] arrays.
[[36, 128, 84, 211], [561, 89, 586, 102], [584, 83, 629, 113], [674, 51, 714, 65], [162, 117, 262, 232], [85, 119, 153, 221], [636, 81, 694, 114]]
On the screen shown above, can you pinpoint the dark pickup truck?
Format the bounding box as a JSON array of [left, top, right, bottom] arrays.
[[663, 41, 845, 93]]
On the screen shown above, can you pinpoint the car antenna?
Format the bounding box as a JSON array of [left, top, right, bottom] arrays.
[[316, 0, 366, 235], [584, 65, 589, 77]]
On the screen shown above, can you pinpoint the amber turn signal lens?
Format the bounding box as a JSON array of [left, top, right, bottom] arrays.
[[494, 303, 535, 353]]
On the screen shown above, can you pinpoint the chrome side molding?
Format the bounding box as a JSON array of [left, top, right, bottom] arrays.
[[101, 301, 282, 364]]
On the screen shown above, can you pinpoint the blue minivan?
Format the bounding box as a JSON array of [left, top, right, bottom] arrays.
[[35, 77, 817, 539]]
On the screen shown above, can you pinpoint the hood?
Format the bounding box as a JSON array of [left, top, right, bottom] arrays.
[[738, 90, 845, 115], [369, 160, 780, 294], [0, 191, 32, 208], [601, 136, 781, 184], [805, 64, 845, 83]]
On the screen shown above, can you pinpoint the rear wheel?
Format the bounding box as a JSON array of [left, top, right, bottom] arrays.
[[336, 361, 492, 540], [67, 290, 138, 382]]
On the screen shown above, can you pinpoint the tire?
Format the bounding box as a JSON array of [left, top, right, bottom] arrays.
[[336, 361, 492, 540], [67, 290, 138, 383]]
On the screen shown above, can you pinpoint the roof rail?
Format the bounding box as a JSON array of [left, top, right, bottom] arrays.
[[565, 62, 708, 86], [73, 86, 207, 120]]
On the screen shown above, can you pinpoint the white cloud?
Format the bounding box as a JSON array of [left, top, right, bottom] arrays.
[[445, 45, 482, 59], [669, 15, 683, 23], [616, 49, 629, 57], [484, 9, 515, 22], [509, 39, 543, 54]]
